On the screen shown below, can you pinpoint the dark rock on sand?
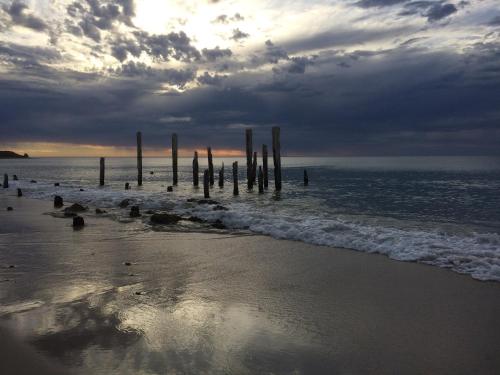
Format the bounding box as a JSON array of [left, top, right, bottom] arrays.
[[13, 175, 18, 181], [150, 213, 182, 225], [130, 206, 141, 218], [79, 189, 84, 191], [212, 219, 226, 229], [124, 262, 132, 266], [30, 180, 37, 183], [150, 171, 154, 175], [54, 183, 60, 186], [119, 199, 130, 208], [72, 216, 85, 228], [95, 208, 106, 214], [54, 196, 63, 208], [17, 188, 22, 197], [187, 216, 205, 223], [125, 182, 130, 190], [145, 210, 155, 214], [7, 207, 13, 211], [213, 205, 228, 211], [64, 203, 87, 213], [198, 199, 219, 205], [187, 198, 197, 203], [167, 186, 173, 192]]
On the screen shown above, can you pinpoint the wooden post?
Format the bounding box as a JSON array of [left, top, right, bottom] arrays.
[[172, 133, 178, 186], [220, 165, 224, 187], [304, 169, 309, 186], [136, 131, 143, 186], [203, 169, 210, 198], [207, 147, 214, 186], [3, 174, 8, 188], [272, 126, 281, 191], [262, 144, 268, 189], [258, 166, 264, 194], [233, 161, 239, 196], [246, 129, 253, 189], [252, 151, 257, 187], [193, 151, 199, 187], [99, 157, 105, 186]]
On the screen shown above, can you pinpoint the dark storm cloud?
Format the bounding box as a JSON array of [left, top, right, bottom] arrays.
[[197, 71, 227, 86], [2, 1, 47, 31], [2, 37, 500, 155], [202, 46, 232, 61], [109, 31, 201, 62], [425, 3, 457, 21]]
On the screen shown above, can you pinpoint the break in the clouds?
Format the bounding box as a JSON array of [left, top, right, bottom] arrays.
[[0, 0, 499, 155]]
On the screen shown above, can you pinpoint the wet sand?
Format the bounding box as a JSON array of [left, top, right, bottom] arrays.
[[1, 194, 500, 375]]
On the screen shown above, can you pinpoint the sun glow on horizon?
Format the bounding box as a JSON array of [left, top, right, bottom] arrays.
[[2, 142, 245, 158]]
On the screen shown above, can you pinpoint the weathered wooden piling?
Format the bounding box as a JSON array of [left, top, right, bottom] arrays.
[[233, 161, 239, 196], [99, 157, 105, 186], [13, 175, 18, 181], [125, 182, 130, 190], [246, 129, 253, 189], [172, 133, 178, 186], [17, 188, 22, 197], [136, 131, 143, 186], [252, 151, 257, 188], [218, 163, 224, 188], [193, 151, 199, 187], [272, 126, 282, 191], [258, 166, 264, 194], [304, 169, 309, 186], [262, 145, 268, 189], [207, 147, 214, 186], [203, 169, 210, 198], [3, 174, 8, 189]]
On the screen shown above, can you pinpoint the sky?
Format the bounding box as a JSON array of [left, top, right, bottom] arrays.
[[0, 0, 499, 156]]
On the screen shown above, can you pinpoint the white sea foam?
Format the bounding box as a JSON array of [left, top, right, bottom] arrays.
[[5, 179, 500, 282]]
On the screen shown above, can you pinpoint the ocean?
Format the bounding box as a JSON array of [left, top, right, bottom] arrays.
[[1, 156, 499, 281]]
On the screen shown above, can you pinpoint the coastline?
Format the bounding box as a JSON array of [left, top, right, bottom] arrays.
[[1, 194, 500, 374]]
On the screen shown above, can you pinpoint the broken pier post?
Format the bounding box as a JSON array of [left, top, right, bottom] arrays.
[[3, 174, 8, 189], [207, 147, 214, 186], [203, 169, 210, 198], [219, 163, 224, 188], [233, 162, 239, 196], [262, 144, 268, 189], [246, 129, 253, 189], [304, 169, 309, 186], [193, 151, 199, 187], [99, 157, 105, 186]]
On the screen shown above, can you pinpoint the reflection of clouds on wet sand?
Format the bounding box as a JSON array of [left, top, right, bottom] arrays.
[[2, 280, 330, 374]]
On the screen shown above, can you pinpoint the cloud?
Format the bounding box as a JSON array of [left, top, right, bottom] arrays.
[[425, 3, 457, 21], [231, 28, 249, 41], [488, 15, 500, 26], [2, 1, 47, 31], [202, 46, 232, 61], [197, 71, 227, 86], [356, 0, 408, 8]]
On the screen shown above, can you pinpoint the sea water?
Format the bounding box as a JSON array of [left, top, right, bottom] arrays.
[[1, 156, 499, 281]]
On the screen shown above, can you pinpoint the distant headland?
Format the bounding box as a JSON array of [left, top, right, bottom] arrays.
[[0, 151, 29, 159]]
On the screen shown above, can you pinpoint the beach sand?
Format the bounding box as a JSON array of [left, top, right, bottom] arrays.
[[1, 194, 500, 374]]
